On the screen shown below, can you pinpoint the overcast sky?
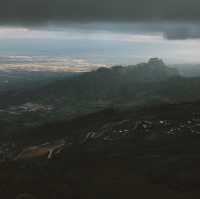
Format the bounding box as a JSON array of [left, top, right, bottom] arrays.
[[0, 22, 199, 71], [0, 1, 200, 71], [0, 0, 200, 24]]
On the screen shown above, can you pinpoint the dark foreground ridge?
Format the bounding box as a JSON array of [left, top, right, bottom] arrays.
[[2, 101, 200, 198]]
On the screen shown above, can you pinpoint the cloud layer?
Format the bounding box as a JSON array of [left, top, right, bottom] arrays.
[[0, 0, 200, 23]]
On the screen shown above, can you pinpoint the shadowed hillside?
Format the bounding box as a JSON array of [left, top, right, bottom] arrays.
[[1, 101, 200, 198], [2, 58, 200, 137]]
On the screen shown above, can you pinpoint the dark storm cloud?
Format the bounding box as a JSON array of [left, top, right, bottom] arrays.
[[44, 22, 200, 40], [0, 0, 200, 23], [163, 27, 200, 40]]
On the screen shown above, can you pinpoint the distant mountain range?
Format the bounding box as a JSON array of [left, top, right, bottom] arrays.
[[7, 58, 200, 110], [1, 58, 200, 135], [0, 58, 180, 106]]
